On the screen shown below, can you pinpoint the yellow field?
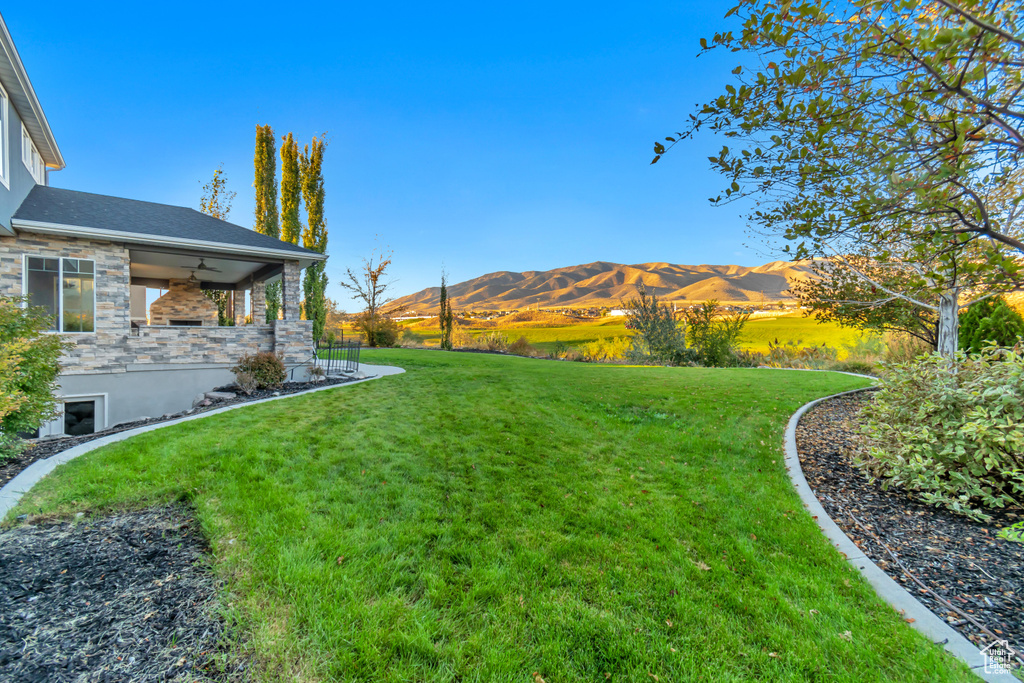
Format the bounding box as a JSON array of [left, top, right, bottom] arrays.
[[334, 312, 871, 358]]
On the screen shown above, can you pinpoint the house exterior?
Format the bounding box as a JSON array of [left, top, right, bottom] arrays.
[[0, 14, 327, 436]]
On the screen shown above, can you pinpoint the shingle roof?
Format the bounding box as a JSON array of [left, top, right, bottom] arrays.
[[12, 185, 320, 258]]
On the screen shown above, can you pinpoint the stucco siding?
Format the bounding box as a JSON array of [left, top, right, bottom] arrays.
[[0, 96, 44, 231]]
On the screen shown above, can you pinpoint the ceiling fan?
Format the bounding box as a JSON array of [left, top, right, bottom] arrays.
[[192, 258, 222, 273]]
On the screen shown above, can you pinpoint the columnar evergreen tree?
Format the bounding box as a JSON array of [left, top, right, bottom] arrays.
[[254, 124, 281, 322], [280, 133, 301, 246], [439, 270, 453, 351], [300, 135, 329, 341], [198, 165, 236, 326]]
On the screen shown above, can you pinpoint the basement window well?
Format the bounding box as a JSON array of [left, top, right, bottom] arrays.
[[64, 400, 96, 436]]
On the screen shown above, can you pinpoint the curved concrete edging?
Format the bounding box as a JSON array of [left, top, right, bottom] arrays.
[[785, 389, 1016, 682], [0, 363, 406, 521]]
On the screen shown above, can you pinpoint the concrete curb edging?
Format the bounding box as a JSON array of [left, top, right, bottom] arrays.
[[784, 389, 1016, 682], [0, 363, 406, 521]]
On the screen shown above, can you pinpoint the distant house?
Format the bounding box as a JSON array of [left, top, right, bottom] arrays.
[[0, 14, 326, 436]]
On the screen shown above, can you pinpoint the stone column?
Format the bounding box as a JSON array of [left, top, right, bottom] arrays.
[[282, 260, 302, 321], [233, 288, 247, 325], [251, 280, 266, 324]]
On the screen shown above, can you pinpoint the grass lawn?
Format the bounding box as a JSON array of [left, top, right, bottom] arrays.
[[8, 351, 972, 681]]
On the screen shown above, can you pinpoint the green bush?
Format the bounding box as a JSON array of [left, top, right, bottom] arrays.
[[356, 312, 400, 347], [682, 301, 750, 367], [959, 296, 1024, 354], [623, 285, 690, 365], [233, 352, 287, 390], [581, 336, 631, 362], [859, 346, 1024, 520], [1, 296, 70, 455]]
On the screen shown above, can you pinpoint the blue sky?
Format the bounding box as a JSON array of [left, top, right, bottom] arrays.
[[6, 2, 763, 305]]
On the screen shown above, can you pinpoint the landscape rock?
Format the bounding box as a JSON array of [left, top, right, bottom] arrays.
[[204, 391, 236, 401]]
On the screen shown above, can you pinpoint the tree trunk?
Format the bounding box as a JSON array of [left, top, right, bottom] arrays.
[[937, 290, 960, 360]]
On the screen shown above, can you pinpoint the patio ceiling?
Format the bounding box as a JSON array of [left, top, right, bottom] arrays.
[[129, 249, 282, 289]]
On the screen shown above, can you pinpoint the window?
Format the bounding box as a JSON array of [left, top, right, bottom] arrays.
[[21, 123, 45, 185], [24, 256, 95, 332]]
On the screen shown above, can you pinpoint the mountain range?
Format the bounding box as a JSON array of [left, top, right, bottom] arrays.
[[389, 260, 818, 313]]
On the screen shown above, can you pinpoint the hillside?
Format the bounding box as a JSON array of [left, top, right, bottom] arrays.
[[390, 260, 818, 313]]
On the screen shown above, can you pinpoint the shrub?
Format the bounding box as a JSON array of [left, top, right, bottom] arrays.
[[451, 327, 475, 349], [623, 285, 689, 364], [858, 346, 1024, 521], [999, 520, 1024, 544], [682, 301, 750, 367], [476, 331, 510, 352], [305, 365, 326, 382], [234, 371, 258, 395], [959, 296, 1024, 354], [233, 352, 286, 390], [550, 341, 584, 361], [399, 329, 426, 347], [731, 349, 766, 367], [766, 339, 839, 369], [508, 336, 539, 357], [0, 296, 70, 454], [582, 336, 631, 362], [355, 312, 400, 347]]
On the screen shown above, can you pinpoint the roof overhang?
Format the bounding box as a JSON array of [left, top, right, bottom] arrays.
[[10, 218, 327, 268], [0, 14, 64, 170]]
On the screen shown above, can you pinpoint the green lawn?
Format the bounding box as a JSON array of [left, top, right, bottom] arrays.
[[8, 351, 971, 681]]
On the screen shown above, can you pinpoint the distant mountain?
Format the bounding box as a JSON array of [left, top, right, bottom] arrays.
[[390, 260, 818, 313]]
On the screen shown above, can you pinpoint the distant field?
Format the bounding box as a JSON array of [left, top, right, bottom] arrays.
[[339, 313, 868, 357]]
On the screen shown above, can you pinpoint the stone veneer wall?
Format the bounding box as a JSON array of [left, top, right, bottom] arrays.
[[273, 320, 315, 366], [0, 233, 131, 374], [149, 278, 219, 326], [1, 233, 314, 374], [129, 325, 275, 364]]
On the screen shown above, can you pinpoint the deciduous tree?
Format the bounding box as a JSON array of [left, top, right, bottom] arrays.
[[199, 165, 236, 326], [0, 296, 71, 454], [654, 0, 1024, 357], [339, 241, 399, 347]]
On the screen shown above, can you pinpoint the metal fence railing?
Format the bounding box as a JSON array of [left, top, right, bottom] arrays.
[[317, 338, 361, 376]]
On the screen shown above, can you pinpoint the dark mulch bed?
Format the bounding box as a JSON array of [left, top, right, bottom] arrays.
[[0, 504, 244, 682], [796, 390, 1023, 670], [0, 376, 357, 490]]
